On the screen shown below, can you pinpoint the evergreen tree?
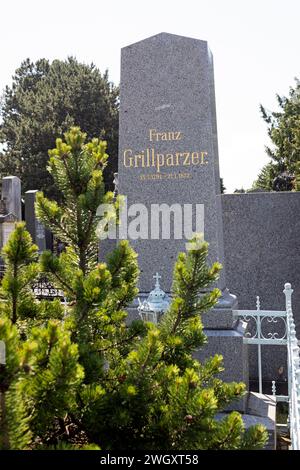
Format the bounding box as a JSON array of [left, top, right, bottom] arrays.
[[0, 317, 32, 450], [220, 177, 226, 194], [0, 222, 40, 325], [253, 79, 300, 191], [0, 128, 268, 450], [0, 224, 84, 449], [233, 188, 246, 193], [0, 58, 119, 198], [252, 163, 277, 191]]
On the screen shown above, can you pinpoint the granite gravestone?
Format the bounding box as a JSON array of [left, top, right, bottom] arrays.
[[118, 33, 248, 399], [119, 32, 226, 294], [25, 190, 46, 253], [2, 176, 22, 221], [0, 176, 21, 252]]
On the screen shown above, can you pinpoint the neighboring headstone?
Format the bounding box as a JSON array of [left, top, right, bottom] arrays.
[[118, 33, 248, 407], [45, 229, 53, 252], [0, 177, 20, 252], [1, 176, 22, 221], [25, 190, 46, 252], [0, 210, 17, 248]]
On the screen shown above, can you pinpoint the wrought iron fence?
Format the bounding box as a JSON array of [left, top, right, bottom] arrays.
[[0, 264, 64, 300], [233, 283, 300, 450], [284, 284, 300, 450], [0, 265, 5, 280], [31, 275, 64, 300]]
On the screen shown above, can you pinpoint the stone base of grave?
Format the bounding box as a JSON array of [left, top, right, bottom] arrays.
[[126, 291, 277, 449], [126, 291, 249, 412], [126, 291, 249, 410], [193, 328, 249, 412], [194, 291, 249, 412]]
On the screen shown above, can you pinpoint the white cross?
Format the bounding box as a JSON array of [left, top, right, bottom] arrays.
[[153, 272, 161, 287]]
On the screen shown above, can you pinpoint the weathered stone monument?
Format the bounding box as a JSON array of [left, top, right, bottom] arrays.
[[0, 201, 18, 251], [118, 32, 247, 390], [0, 176, 21, 253], [25, 190, 46, 253], [2, 176, 22, 221], [119, 32, 225, 293]]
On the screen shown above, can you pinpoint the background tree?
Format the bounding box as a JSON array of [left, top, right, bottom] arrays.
[[220, 177, 226, 194], [0, 58, 119, 198], [233, 188, 246, 193], [252, 78, 300, 191]]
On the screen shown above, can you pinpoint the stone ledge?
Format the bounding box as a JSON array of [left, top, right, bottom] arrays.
[[202, 307, 234, 329], [246, 392, 276, 421]]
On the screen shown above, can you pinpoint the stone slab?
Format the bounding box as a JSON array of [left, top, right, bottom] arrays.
[[247, 392, 276, 420], [222, 192, 300, 381], [2, 176, 21, 220], [25, 190, 46, 252], [201, 307, 235, 329], [195, 329, 249, 384], [194, 328, 249, 412]]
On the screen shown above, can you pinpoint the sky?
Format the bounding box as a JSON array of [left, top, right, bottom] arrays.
[[0, 0, 299, 192]]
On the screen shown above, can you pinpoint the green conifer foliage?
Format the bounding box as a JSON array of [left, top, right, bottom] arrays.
[[0, 317, 32, 449], [253, 79, 300, 191], [0, 128, 268, 450], [1, 222, 40, 325]]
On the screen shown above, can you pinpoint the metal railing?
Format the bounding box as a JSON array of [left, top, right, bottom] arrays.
[[233, 283, 300, 450], [284, 284, 300, 450]]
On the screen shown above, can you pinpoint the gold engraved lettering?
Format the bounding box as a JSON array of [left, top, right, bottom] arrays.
[[123, 145, 208, 172], [200, 151, 208, 164], [148, 129, 184, 141], [166, 154, 175, 166], [134, 152, 145, 168], [123, 149, 133, 167], [146, 148, 150, 167], [151, 148, 155, 167], [156, 154, 165, 173], [192, 152, 200, 165], [149, 129, 156, 141], [182, 152, 190, 165]]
